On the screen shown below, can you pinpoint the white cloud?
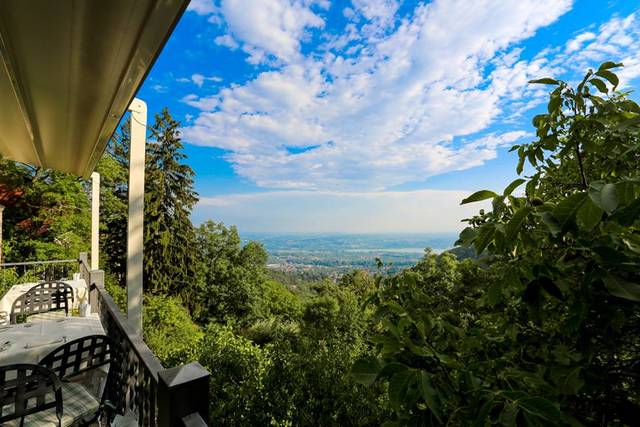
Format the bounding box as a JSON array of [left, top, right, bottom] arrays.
[[187, 0, 218, 16], [194, 189, 490, 233], [214, 34, 239, 49], [214, 0, 327, 64], [151, 84, 167, 93], [177, 74, 222, 87], [182, 0, 580, 190], [181, 3, 640, 192], [559, 14, 640, 86]]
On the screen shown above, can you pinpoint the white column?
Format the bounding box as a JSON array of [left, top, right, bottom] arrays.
[[90, 172, 100, 270], [127, 98, 147, 336]]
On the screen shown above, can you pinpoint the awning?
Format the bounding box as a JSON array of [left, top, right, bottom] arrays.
[[0, 0, 189, 177]]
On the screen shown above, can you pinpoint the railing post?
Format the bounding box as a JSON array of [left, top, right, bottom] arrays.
[[89, 269, 104, 314], [157, 362, 210, 427], [79, 252, 88, 267]]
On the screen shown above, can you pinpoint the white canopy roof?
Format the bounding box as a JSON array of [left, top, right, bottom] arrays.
[[0, 0, 189, 176]]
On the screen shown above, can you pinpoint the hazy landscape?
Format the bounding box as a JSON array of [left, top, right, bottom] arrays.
[[242, 232, 458, 274]]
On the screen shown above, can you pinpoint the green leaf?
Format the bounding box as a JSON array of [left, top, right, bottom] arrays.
[[589, 78, 608, 94], [595, 69, 619, 89], [503, 178, 526, 196], [561, 367, 585, 395], [553, 193, 587, 232], [419, 371, 443, 422], [604, 274, 640, 302], [615, 180, 637, 206], [518, 397, 562, 423], [499, 402, 519, 426], [456, 227, 477, 247], [548, 95, 562, 113], [474, 225, 495, 254], [541, 211, 562, 236], [589, 183, 618, 214], [351, 357, 382, 386], [598, 61, 623, 70], [610, 198, 640, 226], [528, 78, 559, 85], [388, 370, 412, 413], [378, 362, 409, 379], [576, 198, 603, 231], [461, 190, 498, 204], [539, 277, 564, 300], [487, 282, 503, 306], [516, 155, 526, 175], [505, 206, 532, 241]]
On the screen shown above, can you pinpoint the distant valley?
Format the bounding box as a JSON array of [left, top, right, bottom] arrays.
[[241, 232, 459, 275]]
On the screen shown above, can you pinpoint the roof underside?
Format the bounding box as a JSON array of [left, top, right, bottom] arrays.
[[0, 0, 189, 177]]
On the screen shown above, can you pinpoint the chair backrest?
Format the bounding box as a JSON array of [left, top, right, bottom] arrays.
[[0, 364, 63, 426], [39, 334, 116, 381], [10, 281, 74, 324]]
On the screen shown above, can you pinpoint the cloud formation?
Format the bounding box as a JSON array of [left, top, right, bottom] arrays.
[[182, 1, 640, 191]]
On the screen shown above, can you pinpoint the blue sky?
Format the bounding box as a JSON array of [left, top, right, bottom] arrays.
[[135, 0, 640, 233]]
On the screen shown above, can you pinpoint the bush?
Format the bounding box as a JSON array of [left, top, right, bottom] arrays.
[[143, 295, 203, 367], [198, 323, 270, 424]]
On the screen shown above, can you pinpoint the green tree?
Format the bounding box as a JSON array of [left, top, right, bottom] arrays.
[[144, 108, 200, 295], [355, 63, 640, 425], [0, 159, 90, 262], [194, 221, 268, 323]]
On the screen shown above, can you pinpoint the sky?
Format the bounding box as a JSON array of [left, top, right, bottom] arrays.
[[135, 0, 640, 233]]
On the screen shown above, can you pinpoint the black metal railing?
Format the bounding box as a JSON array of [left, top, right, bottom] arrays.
[[80, 257, 209, 426]]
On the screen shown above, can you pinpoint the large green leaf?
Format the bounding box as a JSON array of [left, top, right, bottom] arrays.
[[474, 225, 495, 254], [503, 178, 526, 196], [598, 61, 623, 70], [388, 370, 413, 413], [541, 211, 561, 236], [528, 78, 559, 85], [604, 274, 640, 302], [610, 198, 640, 226], [518, 397, 562, 423], [576, 198, 603, 231], [351, 357, 382, 386], [595, 69, 619, 89], [589, 78, 608, 94], [461, 190, 498, 205], [552, 193, 587, 232], [506, 206, 532, 241], [615, 180, 637, 206], [419, 371, 443, 422], [589, 183, 618, 214]]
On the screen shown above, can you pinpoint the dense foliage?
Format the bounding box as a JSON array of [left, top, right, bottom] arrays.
[[2, 62, 638, 426], [354, 63, 640, 425]]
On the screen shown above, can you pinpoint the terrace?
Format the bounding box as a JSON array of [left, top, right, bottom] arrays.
[[0, 1, 210, 425]]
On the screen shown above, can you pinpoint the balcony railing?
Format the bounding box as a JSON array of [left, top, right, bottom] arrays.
[[77, 256, 210, 426], [0, 259, 79, 285], [0, 256, 211, 426]]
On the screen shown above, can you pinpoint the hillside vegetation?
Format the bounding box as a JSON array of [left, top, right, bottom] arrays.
[[0, 63, 638, 426]]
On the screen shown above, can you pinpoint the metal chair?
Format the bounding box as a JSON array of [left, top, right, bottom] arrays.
[[0, 363, 63, 426], [9, 281, 74, 324], [39, 335, 120, 423]]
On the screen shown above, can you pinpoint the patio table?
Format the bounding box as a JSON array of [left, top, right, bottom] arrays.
[[0, 279, 89, 325], [0, 314, 105, 366]]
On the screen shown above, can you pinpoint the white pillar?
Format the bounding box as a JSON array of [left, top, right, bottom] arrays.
[[127, 98, 147, 336], [90, 172, 100, 270]]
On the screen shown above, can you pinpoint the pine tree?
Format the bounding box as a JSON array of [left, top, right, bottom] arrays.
[[144, 108, 199, 295]]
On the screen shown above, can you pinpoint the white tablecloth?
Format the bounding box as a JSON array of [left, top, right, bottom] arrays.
[[0, 314, 105, 366], [0, 279, 89, 325]]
